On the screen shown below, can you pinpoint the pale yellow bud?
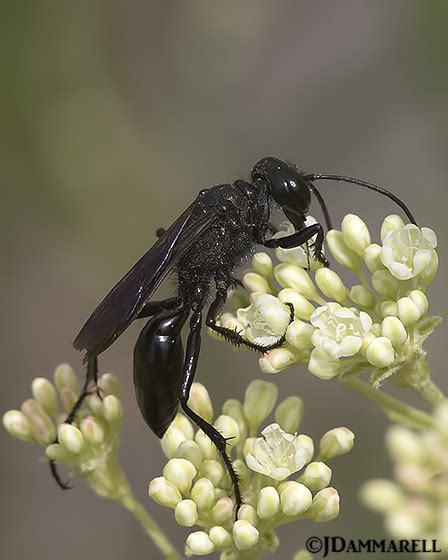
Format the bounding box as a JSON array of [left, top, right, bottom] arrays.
[[386, 425, 423, 463], [380, 214, 405, 242], [259, 346, 300, 374], [397, 296, 421, 326], [222, 399, 247, 442], [195, 430, 218, 460], [189, 383, 213, 423], [58, 424, 84, 455], [98, 373, 121, 397], [381, 317, 408, 349], [54, 363, 80, 394], [177, 440, 203, 470], [243, 437, 255, 457], [408, 290, 429, 316], [31, 378, 58, 417], [360, 479, 405, 513], [278, 289, 315, 320], [21, 399, 56, 446], [257, 486, 280, 519], [419, 250, 438, 288], [286, 320, 315, 351], [102, 395, 123, 423], [80, 416, 105, 445], [212, 497, 234, 524], [274, 264, 317, 300], [172, 413, 194, 440], [293, 551, 313, 560], [45, 443, 76, 465], [326, 230, 361, 271], [350, 285, 376, 309], [86, 393, 103, 417], [163, 458, 197, 493], [308, 487, 340, 521], [214, 415, 240, 448], [319, 428, 354, 459], [233, 459, 248, 484], [363, 243, 384, 273], [233, 520, 259, 551], [380, 301, 399, 318], [161, 425, 188, 459], [341, 214, 371, 256], [199, 460, 224, 487], [315, 269, 348, 303], [186, 531, 216, 556], [243, 380, 278, 431], [243, 272, 271, 294], [299, 461, 332, 491], [191, 478, 215, 511], [365, 337, 395, 368], [59, 388, 78, 414], [371, 270, 399, 300], [174, 499, 198, 527], [148, 476, 182, 508], [297, 434, 314, 462], [280, 482, 312, 516], [238, 504, 258, 527], [3, 410, 33, 442], [252, 252, 273, 279], [275, 396, 304, 433], [209, 526, 232, 548]]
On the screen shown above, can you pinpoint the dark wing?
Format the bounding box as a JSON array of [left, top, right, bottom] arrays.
[[74, 195, 217, 360]]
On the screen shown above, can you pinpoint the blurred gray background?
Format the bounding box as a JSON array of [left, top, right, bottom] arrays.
[[1, 1, 447, 558]]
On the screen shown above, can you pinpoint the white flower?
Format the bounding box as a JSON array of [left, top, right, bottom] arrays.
[[380, 224, 437, 280], [245, 423, 308, 481], [310, 303, 373, 359], [274, 217, 322, 270], [237, 294, 290, 345]]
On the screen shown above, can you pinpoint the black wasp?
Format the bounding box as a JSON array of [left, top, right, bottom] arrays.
[[55, 157, 417, 507]]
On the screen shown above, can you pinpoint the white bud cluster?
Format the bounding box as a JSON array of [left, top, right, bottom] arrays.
[[213, 215, 439, 388], [361, 403, 448, 552], [149, 379, 353, 557]]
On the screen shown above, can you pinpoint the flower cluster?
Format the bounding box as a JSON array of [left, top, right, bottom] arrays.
[[361, 402, 448, 556], [212, 215, 440, 390], [149, 379, 354, 558], [3, 363, 128, 500]]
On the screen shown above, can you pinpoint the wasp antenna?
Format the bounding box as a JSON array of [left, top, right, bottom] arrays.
[[306, 174, 417, 226], [307, 182, 333, 230]]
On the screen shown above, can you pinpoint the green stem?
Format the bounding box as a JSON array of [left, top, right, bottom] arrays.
[[119, 492, 181, 560], [341, 377, 434, 429], [414, 376, 447, 406]]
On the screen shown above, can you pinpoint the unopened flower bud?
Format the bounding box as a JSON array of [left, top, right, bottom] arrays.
[[102, 395, 123, 423], [21, 399, 56, 445], [238, 504, 258, 527], [365, 336, 395, 368], [174, 499, 198, 527], [171, 413, 194, 440], [233, 520, 259, 551], [98, 373, 121, 397], [408, 290, 429, 316], [87, 393, 103, 417], [59, 388, 78, 414], [199, 460, 224, 487], [243, 437, 255, 457], [80, 416, 105, 445], [296, 434, 314, 462], [275, 396, 303, 434], [286, 320, 315, 351], [319, 428, 354, 459], [195, 430, 218, 460], [252, 252, 273, 279], [363, 243, 384, 273], [419, 250, 438, 288], [243, 272, 271, 294], [274, 264, 317, 300], [233, 459, 248, 483], [31, 378, 58, 416], [341, 214, 371, 256], [386, 426, 423, 463], [3, 410, 33, 442], [280, 482, 312, 516], [257, 486, 280, 519], [293, 551, 313, 560], [397, 297, 421, 326], [209, 526, 232, 548], [148, 476, 182, 508], [315, 269, 348, 303], [326, 230, 361, 271], [243, 380, 278, 431], [45, 442, 76, 465], [214, 415, 240, 448], [177, 440, 203, 469], [54, 363, 80, 394], [222, 399, 247, 442], [212, 497, 234, 524], [260, 346, 300, 374], [189, 383, 213, 423], [309, 487, 340, 521], [308, 348, 341, 380], [380, 214, 405, 242], [191, 478, 215, 511], [381, 317, 408, 349], [278, 289, 315, 320], [163, 458, 197, 493], [360, 479, 404, 513], [371, 270, 399, 300], [161, 426, 188, 459], [186, 531, 216, 556], [350, 285, 376, 309], [299, 461, 332, 491], [380, 301, 399, 318], [58, 423, 84, 455]]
